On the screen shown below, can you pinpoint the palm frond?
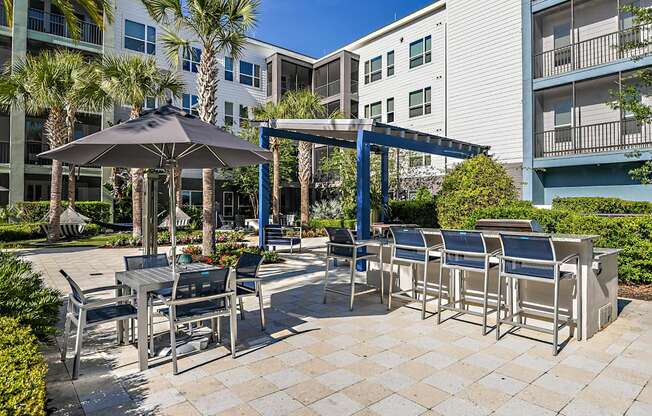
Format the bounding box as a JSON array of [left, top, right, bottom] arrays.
[[3, 0, 12, 27], [140, 0, 184, 24], [51, 0, 81, 40], [160, 27, 190, 69]]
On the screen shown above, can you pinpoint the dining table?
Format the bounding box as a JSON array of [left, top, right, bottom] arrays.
[[115, 262, 236, 371]]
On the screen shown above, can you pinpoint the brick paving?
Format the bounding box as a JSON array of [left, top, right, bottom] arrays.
[[16, 243, 652, 415]]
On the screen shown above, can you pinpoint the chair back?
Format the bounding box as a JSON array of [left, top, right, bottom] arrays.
[[236, 252, 264, 290], [264, 224, 283, 242], [171, 268, 230, 307], [59, 270, 86, 305], [325, 227, 356, 258], [499, 234, 557, 279], [441, 230, 487, 269], [390, 226, 428, 262], [124, 254, 169, 271]]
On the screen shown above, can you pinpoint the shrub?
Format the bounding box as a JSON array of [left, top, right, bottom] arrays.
[[311, 199, 343, 220], [0, 317, 47, 416], [388, 199, 438, 228], [16, 201, 111, 223], [552, 197, 652, 215], [437, 155, 517, 228], [0, 223, 44, 242], [181, 204, 203, 230], [0, 252, 61, 339]]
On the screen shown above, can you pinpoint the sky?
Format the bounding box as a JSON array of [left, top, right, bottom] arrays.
[[252, 0, 438, 58]]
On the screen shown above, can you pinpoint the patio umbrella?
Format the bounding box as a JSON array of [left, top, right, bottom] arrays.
[[0, 186, 7, 192], [39, 104, 272, 270]]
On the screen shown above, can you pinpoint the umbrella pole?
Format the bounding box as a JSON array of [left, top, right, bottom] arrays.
[[169, 164, 177, 273]]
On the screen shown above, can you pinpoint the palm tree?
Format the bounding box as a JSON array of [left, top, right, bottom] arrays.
[[142, 0, 259, 255], [254, 101, 285, 223], [281, 89, 339, 224], [3, 0, 112, 41], [99, 54, 185, 238], [0, 50, 108, 241]]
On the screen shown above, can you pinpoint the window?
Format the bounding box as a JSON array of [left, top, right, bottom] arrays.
[[622, 78, 642, 135], [181, 190, 203, 206], [223, 191, 234, 217], [621, 1, 642, 45], [553, 99, 572, 143], [409, 35, 431, 69], [280, 60, 312, 95], [553, 23, 571, 67], [351, 59, 359, 94], [224, 101, 234, 126], [182, 47, 201, 73], [124, 20, 155, 55], [350, 100, 359, 118], [315, 59, 341, 98], [239, 61, 260, 87], [364, 101, 382, 122], [409, 152, 431, 168], [387, 51, 395, 76], [386, 98, 395, 123], [225, 57, 234, 81], [364, 56, 382, 84], [408, 87, 431, 118], [325, 100, 340, 116], [144, 96, 156, 110], [182, 94, 198, 116], [266, 61, 273, 97], [239, 104, 249, 127]]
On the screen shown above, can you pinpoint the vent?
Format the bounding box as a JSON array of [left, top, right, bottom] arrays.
[[598, 304, 612, 331]]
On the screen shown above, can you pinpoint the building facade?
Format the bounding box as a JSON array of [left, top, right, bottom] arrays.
[[524, 0, 652, 204]]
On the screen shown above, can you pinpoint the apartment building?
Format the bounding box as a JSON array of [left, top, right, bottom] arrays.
[[524, 0, 652, 203]]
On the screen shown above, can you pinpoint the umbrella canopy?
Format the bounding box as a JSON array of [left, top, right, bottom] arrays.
[[0, 186, 7, 192], [38, 105, 271, 168]]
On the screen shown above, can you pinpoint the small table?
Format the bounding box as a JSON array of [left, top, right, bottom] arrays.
[[115, 263, 234, 371]]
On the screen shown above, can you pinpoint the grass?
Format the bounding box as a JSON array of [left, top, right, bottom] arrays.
[[0, 233, 118, 249]]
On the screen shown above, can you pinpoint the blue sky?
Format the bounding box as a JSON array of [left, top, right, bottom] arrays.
[[252, 0, 438, 58]]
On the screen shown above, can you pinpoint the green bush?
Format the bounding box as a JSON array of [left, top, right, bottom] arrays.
[[437, 155, 517, 228], [16, 201, 111, 223], [181, 205, 203, 230], [0, 317, 47, 416], [388, 199, 438, 228], [552, 197, 652, 215], [0, 223, 44, 242], [0, 252, 61, 339]]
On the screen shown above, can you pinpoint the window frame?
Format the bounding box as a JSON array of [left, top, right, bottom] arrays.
[[224, 101, 234, 126], [239, 104, 249, 127], [124, 19, 156, 55], [364, 101, 382, 122], [409, 35, 431, 69], [553, 99, 572, 143], [182, 93, 199, 116], [386, 97, 395, 123], [387, 51, 395, 77], [364, 56, 382, 84], [182, 46, 201, 73], [408, 152, 431, 168], [225, 56, 234, 82], [408, 87, 432, 118], [239, 60, 261, 88]]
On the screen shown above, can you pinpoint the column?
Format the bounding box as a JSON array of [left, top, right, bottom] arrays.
[[356, 129, 371, 240], [380, 147, 389, 223], [258, 127, 270, 248], [8, 1, 28, 204]]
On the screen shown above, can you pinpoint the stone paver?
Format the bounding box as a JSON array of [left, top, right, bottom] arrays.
[[16, 245, 652, 416]]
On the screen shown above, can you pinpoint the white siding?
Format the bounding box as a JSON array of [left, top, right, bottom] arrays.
[[447, 0, 523, 166]]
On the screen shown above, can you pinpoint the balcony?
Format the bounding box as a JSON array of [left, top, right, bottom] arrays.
[[27, 8, 102, 46], [0, 142, 8, 163], [534, 119, 652, 158], [25, 141, 51, 165], [534, 24, 652, 79]]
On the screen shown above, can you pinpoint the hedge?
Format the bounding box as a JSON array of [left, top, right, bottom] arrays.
[[0, 223, 44, 242], [552, 197, 652, 215], [308, 219, 356, 230], [16, 201, 111, 223], [0, 317, 47, 416], [388, 199, 438, 228], [0, 252, 61, 339]]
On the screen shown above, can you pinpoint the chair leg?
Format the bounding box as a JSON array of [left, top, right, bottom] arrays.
[[577, 260, 583, 341], [239, 297, 245, 320], [149, 301, 154, 357], [437, 262, 444, 325], [349, 259, 356, 311], [411, 264, 417, 300], [482, 266, 489, 336], [61, 312, 71, 362], [421, 261, 429, 320], [230, 294, 237, 358], [258, 284, 266, 330], [553, 276, 560, 356], [388, 257, 394, 311], [216, 316, 222, 343], [323, 257, 330, 304], [169, 317, 178, 375], [496, 275, 502, 342], [72, 310, 86, 380]]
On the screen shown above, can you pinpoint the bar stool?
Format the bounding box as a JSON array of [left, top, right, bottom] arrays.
[[437, 230, 501, 335], [323, 227, 382, 310], [388, 226, 442, 319], [496, 233, 582, 356]]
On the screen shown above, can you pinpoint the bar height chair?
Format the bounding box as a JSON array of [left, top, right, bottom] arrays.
[[235, 252, 266, 330], [323, 227, 383, 310], [59, 270, 138, 379], [437, 230, 501, 335], [496, 234, 582, 356], [157, 268, 237, 375], [388, 226, 442, 319]]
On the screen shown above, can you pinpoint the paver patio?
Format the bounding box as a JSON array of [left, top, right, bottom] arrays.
[[19, 242, 652, 416]]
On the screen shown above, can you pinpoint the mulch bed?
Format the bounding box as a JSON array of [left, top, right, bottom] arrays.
[[619, 284, 652, 301]]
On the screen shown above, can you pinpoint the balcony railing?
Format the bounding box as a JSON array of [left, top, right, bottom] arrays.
[[534, 24, 652, 78], [0, 142, 8, 163], [0, 7, 8, 27], [534, 119, 652, 158], [25, 141, 52, 165], [27, 8, 102, 46]]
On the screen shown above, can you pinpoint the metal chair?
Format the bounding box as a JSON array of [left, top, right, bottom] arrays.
[[437, 230, 501, 335], [388, 226, 442, 319], [496, 233, 581, 356], [59, 270, 138, 379], [264, 224, 302, 253], [124, 254, 169, 356], [235, 252, 266, 330], [158, 268, 237, 374], [323, 227, 383, 310]]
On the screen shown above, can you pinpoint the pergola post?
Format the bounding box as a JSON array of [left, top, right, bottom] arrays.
[[380, 147, 389, 222], [258, 127, 270, 249], [356, 129, 371, 240]]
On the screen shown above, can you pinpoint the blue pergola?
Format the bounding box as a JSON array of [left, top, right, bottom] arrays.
[[254, 119, 489, 246]]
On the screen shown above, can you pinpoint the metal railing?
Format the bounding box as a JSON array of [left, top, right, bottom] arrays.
[[25, 141, 51, 165], [534, 119, 652, 158], [0, 142, 9, 163], [0, 7, 8, 27], [27, 8, 102, 46], [534, 24, 652, 78]]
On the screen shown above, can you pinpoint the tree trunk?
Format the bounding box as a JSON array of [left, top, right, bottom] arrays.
[[44, 107, 68, 242], [271, 138, 280, 223], [68, 164, 76, 209], [129, 106, 143, 238], [298, 141, 312, 225], [197, 46, 219, 255]]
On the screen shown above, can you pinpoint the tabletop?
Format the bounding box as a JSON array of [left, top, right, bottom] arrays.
[[115, 263, 222, 291]]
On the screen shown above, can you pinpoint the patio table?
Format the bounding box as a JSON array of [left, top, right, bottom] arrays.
[[115, 263, 236, 371]]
